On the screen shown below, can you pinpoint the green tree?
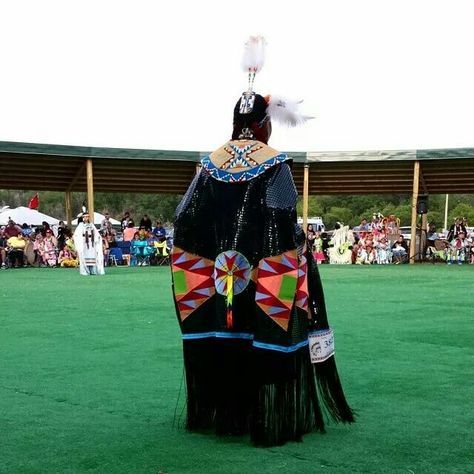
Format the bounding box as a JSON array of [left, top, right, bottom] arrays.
[[0, 189, 182, 224], [2, 188, 474, 229], [324, 207, 354, 228], [448, 203, 474, 227], [426, 211, 443, 228]]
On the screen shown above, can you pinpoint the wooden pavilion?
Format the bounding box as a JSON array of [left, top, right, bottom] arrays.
[[1, 140, 474, 263]]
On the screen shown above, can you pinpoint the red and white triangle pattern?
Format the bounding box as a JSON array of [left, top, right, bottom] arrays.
[[255, 250, 298, 331], [171, 247, 215, 321]]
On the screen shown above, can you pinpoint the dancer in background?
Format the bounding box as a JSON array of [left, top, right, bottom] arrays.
[[73, 211, 104, 276]]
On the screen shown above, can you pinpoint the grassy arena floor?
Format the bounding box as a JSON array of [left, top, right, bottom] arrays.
[[0, 265, 473, 474]]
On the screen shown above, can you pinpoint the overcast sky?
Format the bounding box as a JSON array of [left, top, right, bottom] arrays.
[[1, 0, 473, 153]]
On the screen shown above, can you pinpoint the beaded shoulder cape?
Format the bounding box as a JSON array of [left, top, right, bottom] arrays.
[[200, 139, 288, 183]]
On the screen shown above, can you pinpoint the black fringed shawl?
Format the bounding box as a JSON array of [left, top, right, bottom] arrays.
[[171, 142, 354, 446]]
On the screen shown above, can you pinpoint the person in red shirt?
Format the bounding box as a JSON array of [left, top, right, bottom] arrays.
[[4, 220, 22, 239]]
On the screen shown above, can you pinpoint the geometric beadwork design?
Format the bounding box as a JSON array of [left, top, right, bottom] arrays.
[[255, 250, 298, 331], [171, 247, 215, 321], [223, 143, 257, 169], [214, 250, 251, 296], [201, 139, 289, 183], [295, 254, 309, 316]]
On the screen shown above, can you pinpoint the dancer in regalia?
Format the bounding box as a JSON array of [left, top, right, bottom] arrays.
[[73, 211, 105, 276], [171, 36, 354, 446]]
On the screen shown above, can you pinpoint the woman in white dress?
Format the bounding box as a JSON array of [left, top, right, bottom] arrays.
[[73, 212, 105, 276]]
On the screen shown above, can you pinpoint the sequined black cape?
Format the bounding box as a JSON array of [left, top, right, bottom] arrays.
[[172, 156, 354, 446]]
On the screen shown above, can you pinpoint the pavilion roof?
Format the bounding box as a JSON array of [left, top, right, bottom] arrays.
[[1, 140, 473, 195]]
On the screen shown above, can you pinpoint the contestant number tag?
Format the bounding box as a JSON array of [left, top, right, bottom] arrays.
[[308, 329, 334, 363]]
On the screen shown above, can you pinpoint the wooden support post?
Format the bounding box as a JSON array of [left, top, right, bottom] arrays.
[[303, 164, 310, 234], [86, 159, 94, 221], [409, 161, 420, 263], [65, 191, 72, 227], [444, 194, 449, 232]]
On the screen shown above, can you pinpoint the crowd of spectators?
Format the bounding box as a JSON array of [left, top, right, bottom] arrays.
[[427, 217, 474, 264], [3, 209, 472, 269], [0, 219, 78, 269], [0, 211, 173, 270], [306, 214, 474, 265]]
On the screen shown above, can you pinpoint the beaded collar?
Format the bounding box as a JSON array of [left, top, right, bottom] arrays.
[[201, 140, 288, 183]]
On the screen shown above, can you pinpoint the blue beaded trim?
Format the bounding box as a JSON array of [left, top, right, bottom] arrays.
[[182, 331, 307, 353], [201, 152, 289, 183]]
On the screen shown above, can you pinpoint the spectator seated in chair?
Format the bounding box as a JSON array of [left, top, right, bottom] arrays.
[[41, 229, 58, 267], [391, 235, 408, 264], [353, 218, 371, 235], [21, 223, 33, 238], [123, 222, 137, 242], [33, 233, 44, 266], [375, 236, 392, 264], [58, 244, 78, 267], [425, 226, 448, 262], [103, 227, 117, 248], [4, 219, 22, 240], [130, 232, 154, 266], [6, 231, 27, 268], [447, 231, 468, 265], [383, 214, 400, 242], [152, 220, 166, 241], [356, 236, 376, 264]]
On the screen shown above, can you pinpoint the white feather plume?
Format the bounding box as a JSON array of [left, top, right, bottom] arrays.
[[266, 95, 314, 127], [241, 36, 266, 73]]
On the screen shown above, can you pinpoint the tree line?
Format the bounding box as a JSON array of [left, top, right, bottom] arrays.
[[1, 189, 474, 230], [0, 190, 181, 225]]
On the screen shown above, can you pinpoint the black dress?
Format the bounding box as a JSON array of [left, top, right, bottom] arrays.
[[171, 139, 354, 446]]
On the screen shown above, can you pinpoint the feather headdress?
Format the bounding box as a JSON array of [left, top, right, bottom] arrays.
[[266, 95, 313, 127], [240, 36, 266, 113], [236, 35, 313, 127], [241, 35, 266, 75]]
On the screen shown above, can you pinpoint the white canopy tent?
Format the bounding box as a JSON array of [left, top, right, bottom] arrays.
[[0, 206, 60, 226], [72, 211, 120, 226]]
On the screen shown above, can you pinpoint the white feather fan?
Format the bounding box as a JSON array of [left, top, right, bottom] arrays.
[[266, 95, 314, 127]]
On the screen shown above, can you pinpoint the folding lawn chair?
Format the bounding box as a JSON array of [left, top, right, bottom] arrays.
[[154, 241, 170, 266], [108, 247, 123, 266]]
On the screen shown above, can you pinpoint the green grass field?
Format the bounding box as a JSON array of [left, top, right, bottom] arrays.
[[1, 265, 473, 474]]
